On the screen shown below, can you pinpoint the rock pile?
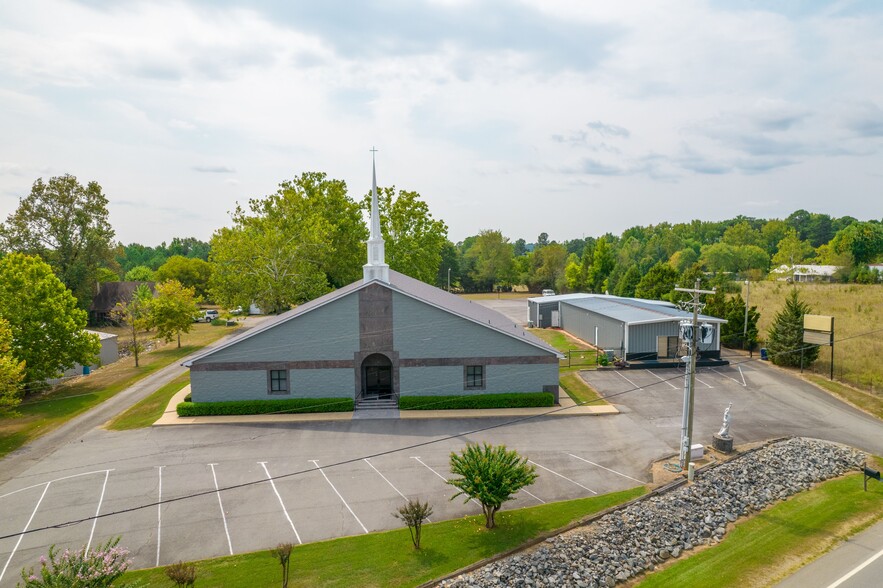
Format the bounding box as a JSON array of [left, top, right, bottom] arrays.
[[439, 438, 864, 588]]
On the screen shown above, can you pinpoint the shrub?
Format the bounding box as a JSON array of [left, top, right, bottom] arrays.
[[209, 318, 228, 326], [20, 537, 134, 587], [399, 392, 553, 410], [448, 443, 538, 529], [393, 499, 433, 550], [270, 543, 294, 588], [177, 397, 354, 416], [165, 560, 197, 587]]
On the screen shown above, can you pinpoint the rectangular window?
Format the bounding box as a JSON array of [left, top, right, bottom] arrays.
[[268, 369, 289, 394], [464, 365, 485, 390]]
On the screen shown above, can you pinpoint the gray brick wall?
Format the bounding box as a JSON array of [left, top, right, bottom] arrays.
[[401, 364, 558, 396], [191, 368, 354, 401]]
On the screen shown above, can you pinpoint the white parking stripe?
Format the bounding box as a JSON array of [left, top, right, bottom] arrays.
[[647, 370, 679, 390], [738, 366, 747, 387], [156, 466, 163, 567], [567, 454, 645, 484], [208, 464, 234, 555], [528, 460, 597, 494], [0, 469, 115, 500], [86, 469, 111, 552], [825, 547, 883, 588], [0, 482, 50, 583], [520, 488, 546, 504], [309, 460, 368, 534], [695, 375, 714, 389], [363, 458, 434, 521], [411, 457, 481, 507], [614, 370, 644, 391], [712, 367, 746, 387], [258, 462, 302, 544]]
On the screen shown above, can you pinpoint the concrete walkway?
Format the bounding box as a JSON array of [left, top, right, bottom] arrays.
[[154, 386, 618, 426]]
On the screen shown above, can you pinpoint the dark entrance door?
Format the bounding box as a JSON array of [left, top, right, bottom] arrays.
[[362, 353, 392, 399]]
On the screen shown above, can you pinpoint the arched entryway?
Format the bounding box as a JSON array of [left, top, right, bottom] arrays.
[[361, 353, 392, 399]]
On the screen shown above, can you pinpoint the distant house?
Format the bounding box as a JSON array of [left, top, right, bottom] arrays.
[[47, 330, 119, 385], [771, 264, 840, 283], [89, 281, 156, 325]]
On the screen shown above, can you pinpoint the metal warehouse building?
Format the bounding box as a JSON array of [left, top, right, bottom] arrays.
[[529, 294, 726, 362]]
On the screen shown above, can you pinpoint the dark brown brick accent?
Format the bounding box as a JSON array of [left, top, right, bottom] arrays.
[[190, 360, 354, 372], [399, 356, 558, 367], [359, 283, 393, 352]]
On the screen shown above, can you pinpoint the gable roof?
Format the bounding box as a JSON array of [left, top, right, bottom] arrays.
[[527, 292, 677, 308], [561, 296, 726, 326], [184, 270, 560, 366]]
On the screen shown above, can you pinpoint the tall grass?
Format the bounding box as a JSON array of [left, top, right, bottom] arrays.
[[744, 281, 883, 392]]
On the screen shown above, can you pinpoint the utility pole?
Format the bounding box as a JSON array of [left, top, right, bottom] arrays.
[[447, 268, 451, 292], [675, 279, 716, 470]]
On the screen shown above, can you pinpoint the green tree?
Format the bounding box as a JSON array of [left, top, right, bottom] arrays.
[[124, 265, 156, 282], [829, 221, 883, 264], [669, 248, 699, 273], [435, 241, 461, 291], [0, 174, 115, 308], [464, 230, 515, 291], [447, 443, 538, 529], [155, 256, 212, 300], [734, 245, 770, 277], [0, 318, 26, 410], [393, 499, 434, 550], [210, 172, 364, 312], [635, 262, 680, 301], [0, 253, 100, 389], [772, 231, 815, 267], [722, 220, 762, 248], [614, 265, 641, 298], [151, 280, 200, 348], [367, 187, 448, 284], [766, 289, 819, 368], [112, 284, 154, 367], [699, 242, 738, 273], [530, 242, 568, 291], [588, 236, 615, 292]]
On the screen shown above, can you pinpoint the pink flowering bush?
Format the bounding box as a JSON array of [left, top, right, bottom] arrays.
[[19, 537, 137, 587]]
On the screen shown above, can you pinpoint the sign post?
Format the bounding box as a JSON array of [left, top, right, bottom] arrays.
[[803, 315, 834, 380]]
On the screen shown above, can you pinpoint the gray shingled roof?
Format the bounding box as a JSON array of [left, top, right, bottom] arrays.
[[184, 271, 559, 366], [561, 296, 726, 326]]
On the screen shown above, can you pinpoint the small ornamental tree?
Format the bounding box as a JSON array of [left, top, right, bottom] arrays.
[[112, 283, 154, 367], [448, 443, 538, 529], [393, 499, 433, 549], [270, 543, 294, 588], [766, 289, 819, 368], [152, 279, 200, 347], [19, 537, 134, 588]]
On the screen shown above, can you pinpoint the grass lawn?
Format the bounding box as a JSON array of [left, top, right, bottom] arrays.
[[560, 369, 604, 405], [528, 327, 593, 353], [123, 486, 645, 588], [804, 374, 883, 420], [636, 471, 883, 588], [106, 371, 190, 430], [0, 323, 236, 458]]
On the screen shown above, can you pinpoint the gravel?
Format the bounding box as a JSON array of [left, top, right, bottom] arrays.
[[438, 438, 864, 588]]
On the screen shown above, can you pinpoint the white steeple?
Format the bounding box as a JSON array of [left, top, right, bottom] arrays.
[[363, 148, 390, 283]]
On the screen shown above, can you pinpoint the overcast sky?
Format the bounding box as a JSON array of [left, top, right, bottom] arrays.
[[1, 0, 881, 247]]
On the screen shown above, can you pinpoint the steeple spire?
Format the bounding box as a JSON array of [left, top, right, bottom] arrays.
[[363, 147, 390, 283]]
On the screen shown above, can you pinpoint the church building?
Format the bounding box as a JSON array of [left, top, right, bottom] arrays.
[[183, 158, 561, 409]]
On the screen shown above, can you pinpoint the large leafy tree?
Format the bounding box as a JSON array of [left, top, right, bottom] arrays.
[[151, 280, 200, 348], [464, 230, 515, 291], [155, 256, 212, 300], [588, 236, 616, 292], [447, 443, 538, 529], [211, 172, 366, 313], [766, 289, 819, 368], [0, 319, 26, 409], [0, 175, 116, 308], [530, 242, 568, 292], [367, 187, 448, 284], [635, 261, 680, 301], [0, 253, 100, 389], [772, 231, 815, 267]]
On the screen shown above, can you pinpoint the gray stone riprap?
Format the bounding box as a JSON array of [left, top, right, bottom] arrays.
[[439, 438, 864, 588]]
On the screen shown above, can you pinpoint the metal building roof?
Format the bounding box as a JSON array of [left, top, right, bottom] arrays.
[[560, 296, 725, 326]]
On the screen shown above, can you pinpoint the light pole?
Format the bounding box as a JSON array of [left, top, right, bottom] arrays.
[[743, 280, 751, 357], [447, 268, 451, 292]]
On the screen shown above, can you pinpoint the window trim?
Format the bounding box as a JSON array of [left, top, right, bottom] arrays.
[[267, 369, 290, 395], [464, 364, 485, 391]]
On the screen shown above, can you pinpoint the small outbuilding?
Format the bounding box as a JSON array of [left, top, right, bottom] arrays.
[[529, 293, 726, 363]]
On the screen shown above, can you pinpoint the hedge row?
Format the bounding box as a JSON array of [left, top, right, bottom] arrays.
[[177, 397, 354, 416], [399, 392, 554, 410]]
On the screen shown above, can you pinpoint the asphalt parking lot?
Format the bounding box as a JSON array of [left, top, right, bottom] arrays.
[[0, 416, 656, 583]]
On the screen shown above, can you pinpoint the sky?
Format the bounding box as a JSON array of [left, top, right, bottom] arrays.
[[0, 0, 881, 247]]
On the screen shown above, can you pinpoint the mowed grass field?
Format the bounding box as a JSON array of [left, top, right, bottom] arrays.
[[744, 281, 883, 392]]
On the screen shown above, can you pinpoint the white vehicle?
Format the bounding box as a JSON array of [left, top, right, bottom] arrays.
[[195, 309, 219, 323], [541, 289, 556, 297]]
